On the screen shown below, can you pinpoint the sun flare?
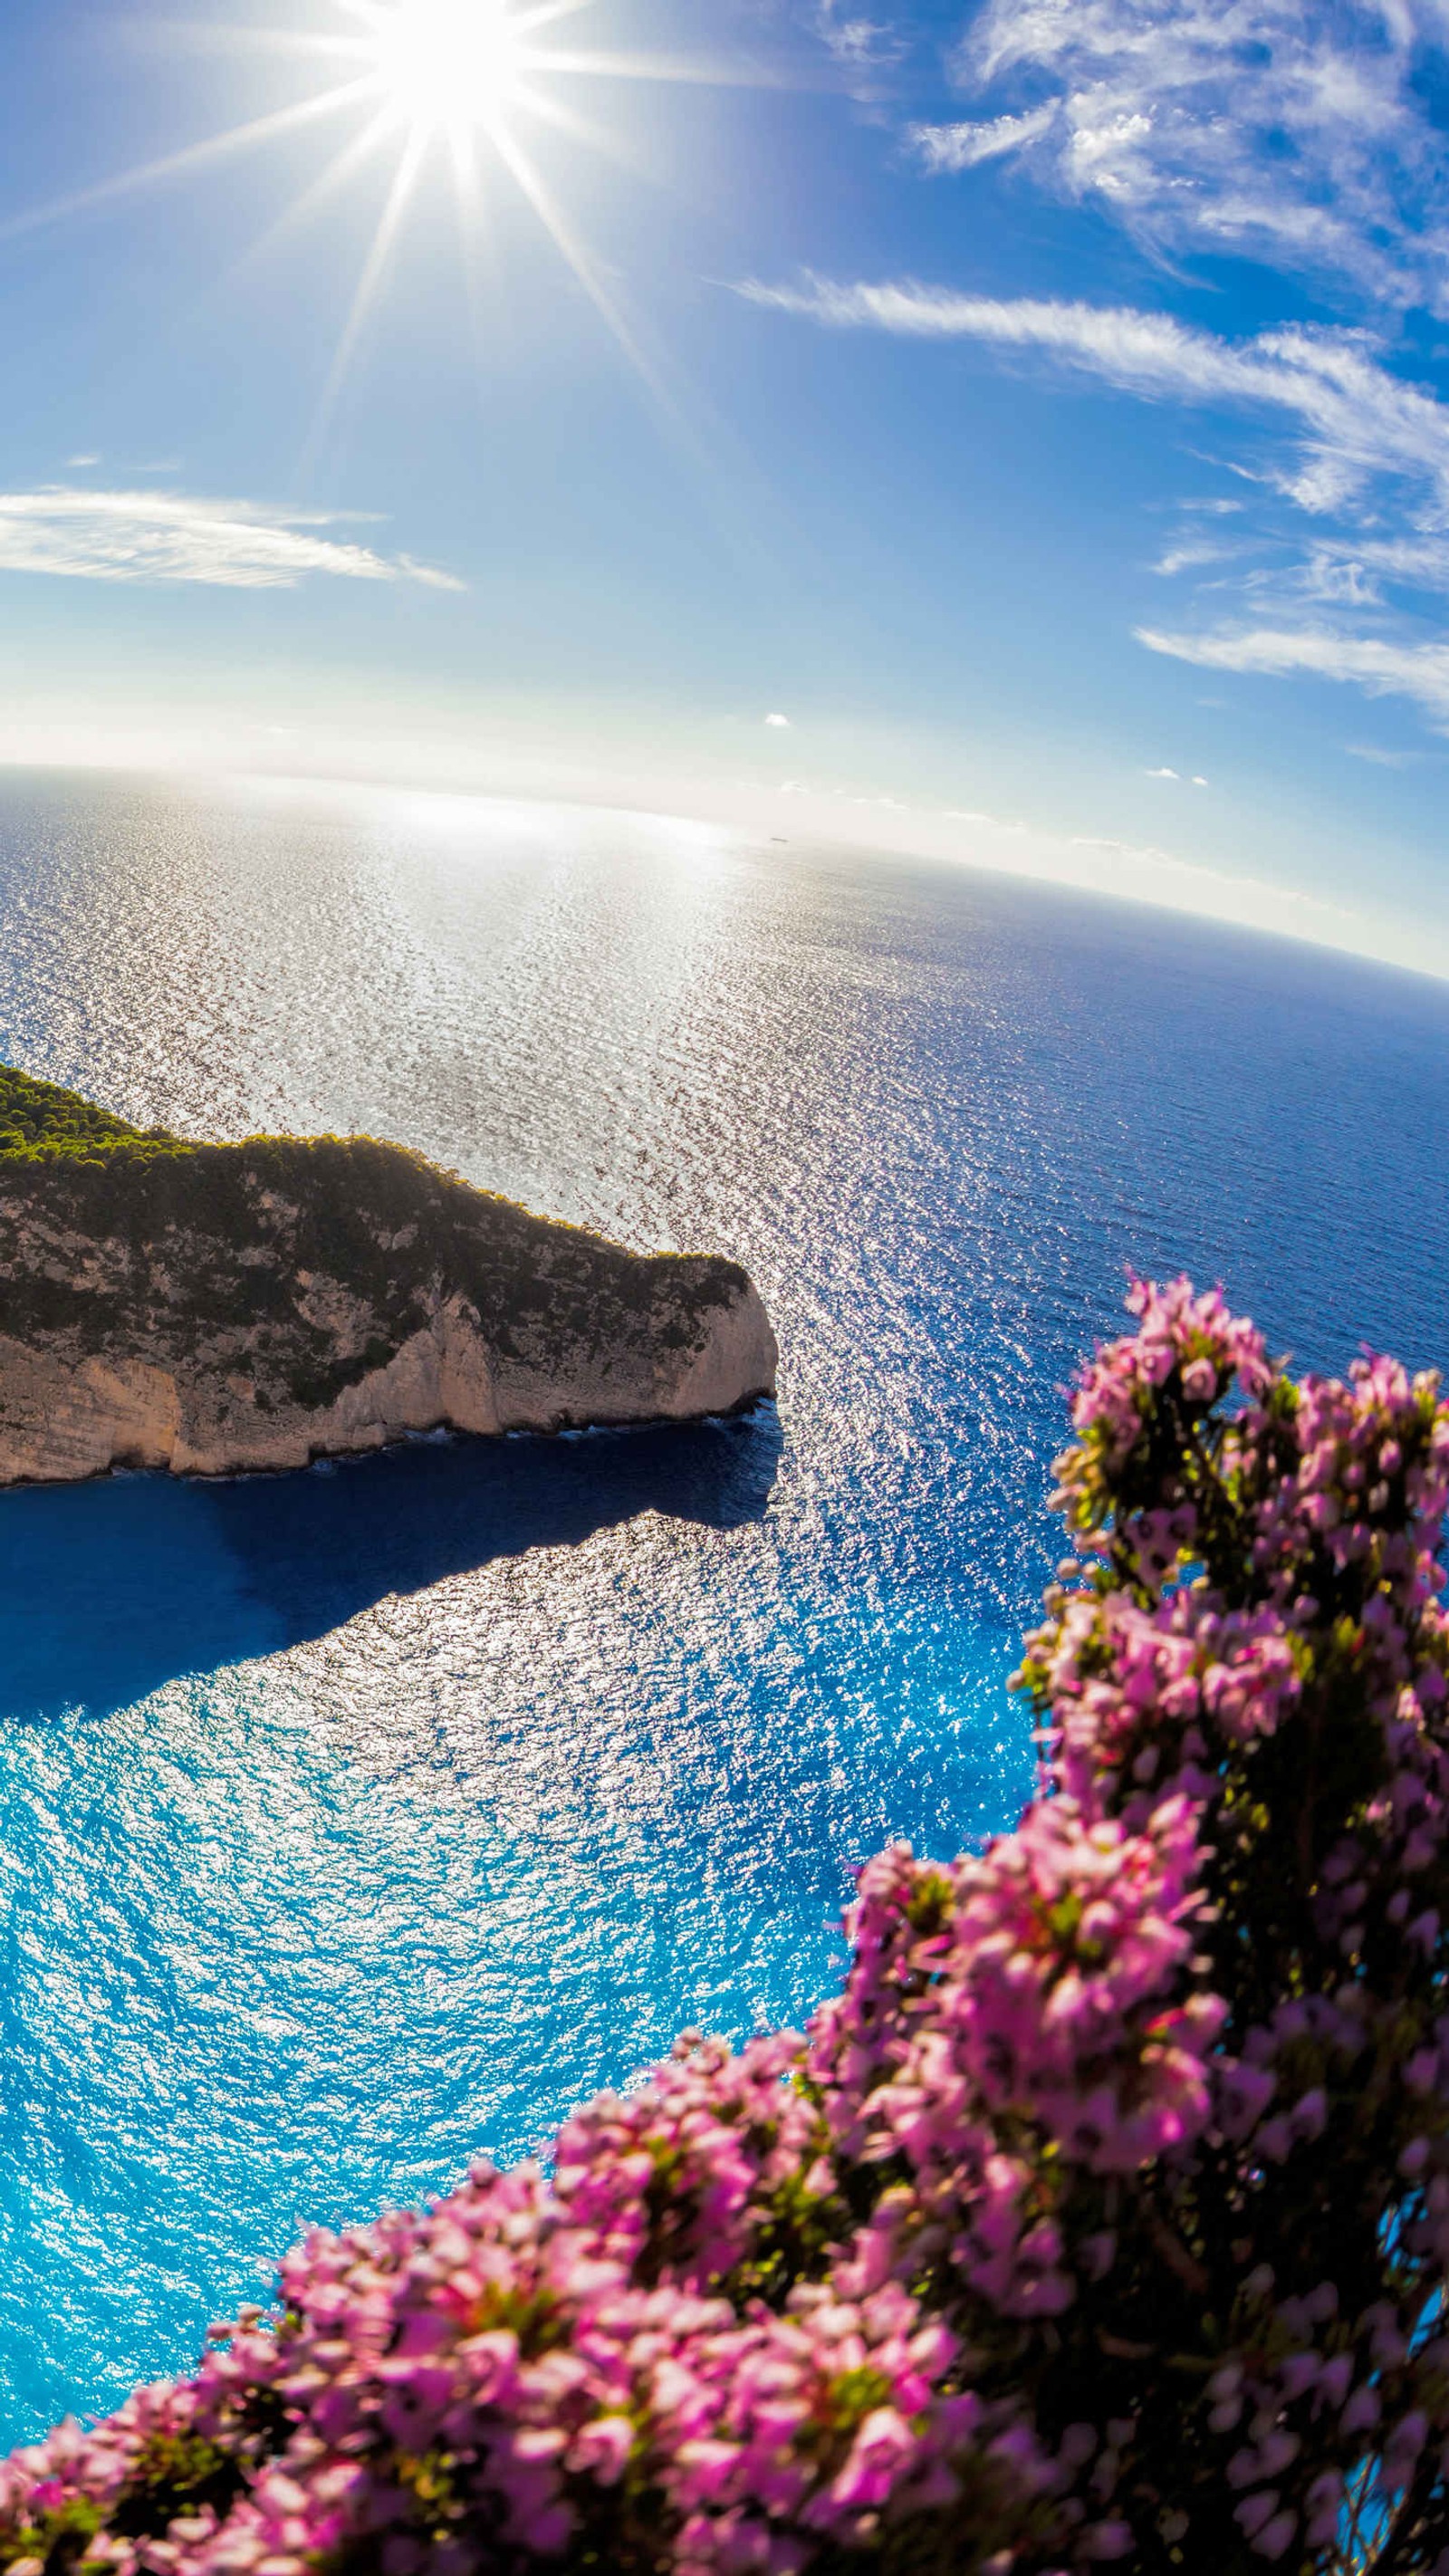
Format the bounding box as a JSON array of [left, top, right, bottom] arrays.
[[354, 0, 536, 137], [3, 0, 750, 455]]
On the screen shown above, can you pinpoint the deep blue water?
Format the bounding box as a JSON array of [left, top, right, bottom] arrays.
[[2, 767, 1449, 2442]]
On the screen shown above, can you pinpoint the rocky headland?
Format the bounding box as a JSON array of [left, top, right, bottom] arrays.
[[0, 1064, 778, 1484]]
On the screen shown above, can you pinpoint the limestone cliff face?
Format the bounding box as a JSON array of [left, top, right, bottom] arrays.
[[0, 1113, 778, 1485]]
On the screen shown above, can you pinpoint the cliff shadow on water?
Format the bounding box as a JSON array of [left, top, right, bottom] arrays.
[[0, 1406, 782, 1725]]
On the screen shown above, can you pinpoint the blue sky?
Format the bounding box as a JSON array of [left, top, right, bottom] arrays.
[[4, 0, 1449, 967]]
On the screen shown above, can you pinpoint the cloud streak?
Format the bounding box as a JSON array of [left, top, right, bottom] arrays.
[[739, 270, 1449, 729], [735, 278, 1449, 515], [907, 108, 1056, 172], [0, 488, 464, 590], [1138, 623, 1449, 726], [951, 0, 1449, 314], [812, 0, 906, 89]]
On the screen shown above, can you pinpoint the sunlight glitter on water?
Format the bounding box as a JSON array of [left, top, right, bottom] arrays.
[[2, 770, 1448, 2436]]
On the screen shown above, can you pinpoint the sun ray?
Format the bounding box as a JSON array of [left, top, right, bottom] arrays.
[[0, 77, 381, 245], [331, 0, 404, 31], [302, 124, 430, 469], [130, 21, 381, 65], [224, 107, 400, 285], [446, 115, 492, 272], [305, 0, 784, 466], [477, 101, 798, 595], [524, 50, 786, 86], [512, 0, 599, 29], [12, 0, 796, 486], [485, 116, 675, 415], [446, 117, 516, 405], [508, 83, 652, 185]]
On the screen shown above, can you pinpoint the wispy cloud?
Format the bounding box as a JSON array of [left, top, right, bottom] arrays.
[[1146, 764, 1180, 777], [1347, 741, 1425, 769], [780, 774, 904, 807], [952, 0, 1449, 314], [738, 272, 1449, 729], [1155, 538, 1240, 575], [812, 0, 906, 87], [1137, 623, 1449, 726], [735, 280, 1449, 515], [907, 107, 1056, 172], [0, 488, 464, 591]]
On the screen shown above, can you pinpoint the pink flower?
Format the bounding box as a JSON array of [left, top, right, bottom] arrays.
[[12, 1280, 1449, 2576]]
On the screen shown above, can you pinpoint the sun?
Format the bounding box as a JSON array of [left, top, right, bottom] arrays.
[[2, 0, 752, 451], [351, 0, 537, 138]]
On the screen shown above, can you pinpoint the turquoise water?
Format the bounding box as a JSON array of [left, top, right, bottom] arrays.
[[2, 768, 1449, 2439]]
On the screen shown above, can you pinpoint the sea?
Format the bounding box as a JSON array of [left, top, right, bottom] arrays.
[[1, 764, 1448, 2444]]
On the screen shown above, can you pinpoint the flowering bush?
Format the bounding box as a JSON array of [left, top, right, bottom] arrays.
[[8, 1275, 1449, 2576]]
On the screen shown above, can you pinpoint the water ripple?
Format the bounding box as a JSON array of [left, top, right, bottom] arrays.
[[0, 771, 1446, 2436]]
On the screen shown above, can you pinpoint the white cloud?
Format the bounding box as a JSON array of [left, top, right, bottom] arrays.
[[735, 281, 1449, 517], [1146, 764, 1181, 777], [1156, 538, 1239, 574], [907, 107, 1056, 172], [66, 453, 101, 468], [1192, 774, 1209, 785], [0, 487, 464, 591], [739, 272, 1449, 731], [1137, 622, 1449, 726], [812, 0, 905, 83], [781, 774, 904, 805], [768, 8, 1449, 740], [764, 709, 792, 726], [1303, 532, 1449, 597], [395, 553, 467, 592], [1294, 549, 1385, 608], [955, 0, 1449, 313]]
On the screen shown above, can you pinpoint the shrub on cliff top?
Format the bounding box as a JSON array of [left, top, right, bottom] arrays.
[[0, 1065, 182, 1163], [7, 1277, 1449, 2576]]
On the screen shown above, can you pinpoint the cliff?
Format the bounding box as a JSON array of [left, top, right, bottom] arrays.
[[0, 1064, 778, 1484]]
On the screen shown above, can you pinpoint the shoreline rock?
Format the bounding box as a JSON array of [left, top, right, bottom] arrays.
[[0, 1068, 778, 1486]]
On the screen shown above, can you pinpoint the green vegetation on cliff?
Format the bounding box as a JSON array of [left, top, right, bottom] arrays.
[[0, 1061, 754, 1418], [0, 1065, 185, 1163]]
